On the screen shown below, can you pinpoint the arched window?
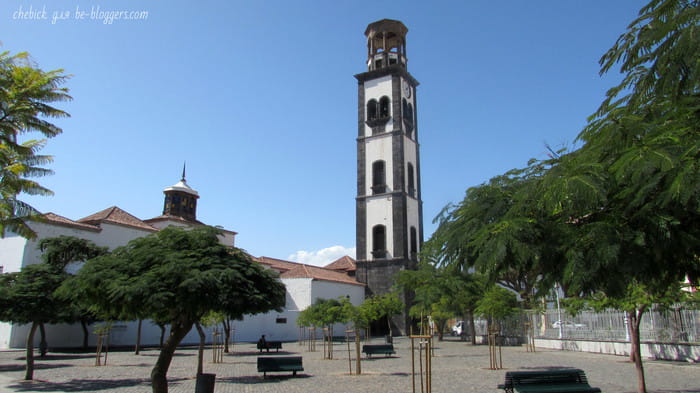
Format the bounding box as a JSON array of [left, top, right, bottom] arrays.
[[410, 226, 418, 256], [372, 160, 386, 194], [407, 163, 415, 197], [379, 96, 390, 118], [407, 103, 414, 124], [367, 99, 378, 121], [402, 99, 408, 119], [372, 225, 386, 258]]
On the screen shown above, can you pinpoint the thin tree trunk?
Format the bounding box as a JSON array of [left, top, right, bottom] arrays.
[[468, 310, 476, 345], [629, 307, 647, 393], [223, 319, 231, 353], [195, 322, 206, 376], [151, 320, 192, 393], [39, 323, 47, 357], [386, 315, 392, 337], [81, 320, 89, 350], [158, 324, 166, 348], [25, 322, 38, 380], [135, 319, 143, 355], [627, 311, 637, 362]]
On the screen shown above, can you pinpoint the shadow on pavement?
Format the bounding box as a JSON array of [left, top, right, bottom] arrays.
[[14, 354, 93, 362], [218, 374, 312, 385], [7, 378, 150, 392], [0, 364, 71, 373]]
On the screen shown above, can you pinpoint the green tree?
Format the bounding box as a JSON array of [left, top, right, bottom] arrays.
[[362, 293, 403, 337], [543, 2, 700, 392], [59, 226, 285, 393], [474, 285, 519, 324], [426, 164, 565, 308], [0, 51, 71, 239], [0, 263, 70, 380], [297, 298, 348, 332], [38, 236, 108, 350], [395, 261, 482, 340]]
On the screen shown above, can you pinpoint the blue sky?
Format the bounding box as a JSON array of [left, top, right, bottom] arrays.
[[3, 0, 647, 266]]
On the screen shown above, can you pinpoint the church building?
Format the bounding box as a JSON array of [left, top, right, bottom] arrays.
[[355, 19, 424, 335], [0, 170, 364, 349]]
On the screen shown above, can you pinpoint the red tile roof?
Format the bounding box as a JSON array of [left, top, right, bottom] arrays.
[[255, 256, 302, 273], [280, 264, 364, 286], [42, 212, 101, 232], [78, 206, 158, 232], [324, 255, 356, 272], [255, 256, 363, 286]]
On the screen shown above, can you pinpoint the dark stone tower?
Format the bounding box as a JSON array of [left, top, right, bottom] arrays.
[[162, 164, 199, 221], [355, 19, 424, 335]]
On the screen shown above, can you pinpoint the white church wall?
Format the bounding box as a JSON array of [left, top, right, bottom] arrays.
[[311, 281, 364, 306], [233, 310, 301, 343], [96, 223, 154, 249], [0, 323, 12, 349], [282, 277, 312, 310], [0, 233, 27, 273]]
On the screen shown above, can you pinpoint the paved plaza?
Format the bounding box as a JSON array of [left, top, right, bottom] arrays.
[[0, 337, 698, 393]]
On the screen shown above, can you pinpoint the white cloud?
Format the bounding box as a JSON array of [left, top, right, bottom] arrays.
[[287, 245, 356, 267]]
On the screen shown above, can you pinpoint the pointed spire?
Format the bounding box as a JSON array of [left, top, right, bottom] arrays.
[[181, 162, 187, 182]]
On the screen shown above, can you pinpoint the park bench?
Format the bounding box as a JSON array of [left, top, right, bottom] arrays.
[[498, 368, 601, 393], [257, 356, 304, 378], [362, 344, 395, 358], [257, 340, 282, 352]]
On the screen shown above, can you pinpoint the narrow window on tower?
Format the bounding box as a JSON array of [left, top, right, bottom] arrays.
[[407, 163, 415, 197], [410, 227, 418, 260], [403, 99, 414, 137], [379, 96, 390, 118], [367, 99, 378, 121], [372, 225, 386, 258], [372, 160, 386, 194]]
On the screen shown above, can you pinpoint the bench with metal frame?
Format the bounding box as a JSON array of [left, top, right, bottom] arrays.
[[257, 341, 282, 352], [498, 368, 601, 393], [362, 344, 395, 358], [257, 356, 303, 378]]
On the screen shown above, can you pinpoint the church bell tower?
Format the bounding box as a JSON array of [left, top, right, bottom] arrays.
[[162, 164, 199, 222], [355, 19, 423, 335]]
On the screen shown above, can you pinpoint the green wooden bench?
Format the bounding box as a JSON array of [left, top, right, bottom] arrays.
[[257, 340, 282, 352], [498, 368, 601, 393], [257, 356, 303, 378], [362, 344, 395, 358]]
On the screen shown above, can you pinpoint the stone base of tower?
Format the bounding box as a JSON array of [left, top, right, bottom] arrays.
[[356, 258, 415, 336]]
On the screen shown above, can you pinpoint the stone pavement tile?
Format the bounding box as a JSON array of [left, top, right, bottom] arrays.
[[0, 338, 698, 392]]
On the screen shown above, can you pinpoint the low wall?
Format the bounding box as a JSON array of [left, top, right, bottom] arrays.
[[534, 338, 700, 363]]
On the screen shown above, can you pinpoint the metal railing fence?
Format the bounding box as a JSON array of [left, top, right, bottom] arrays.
[[466, 306, 699, 344]]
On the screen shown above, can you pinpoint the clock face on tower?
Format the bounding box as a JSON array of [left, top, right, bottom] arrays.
[[402, 81, 411, 98]]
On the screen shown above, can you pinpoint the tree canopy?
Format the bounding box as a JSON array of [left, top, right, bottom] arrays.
[[0, 51, 71, 239], [425, 1, 698, 392], [0, 263, 71, 380], [60, 225, 286, 393]]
